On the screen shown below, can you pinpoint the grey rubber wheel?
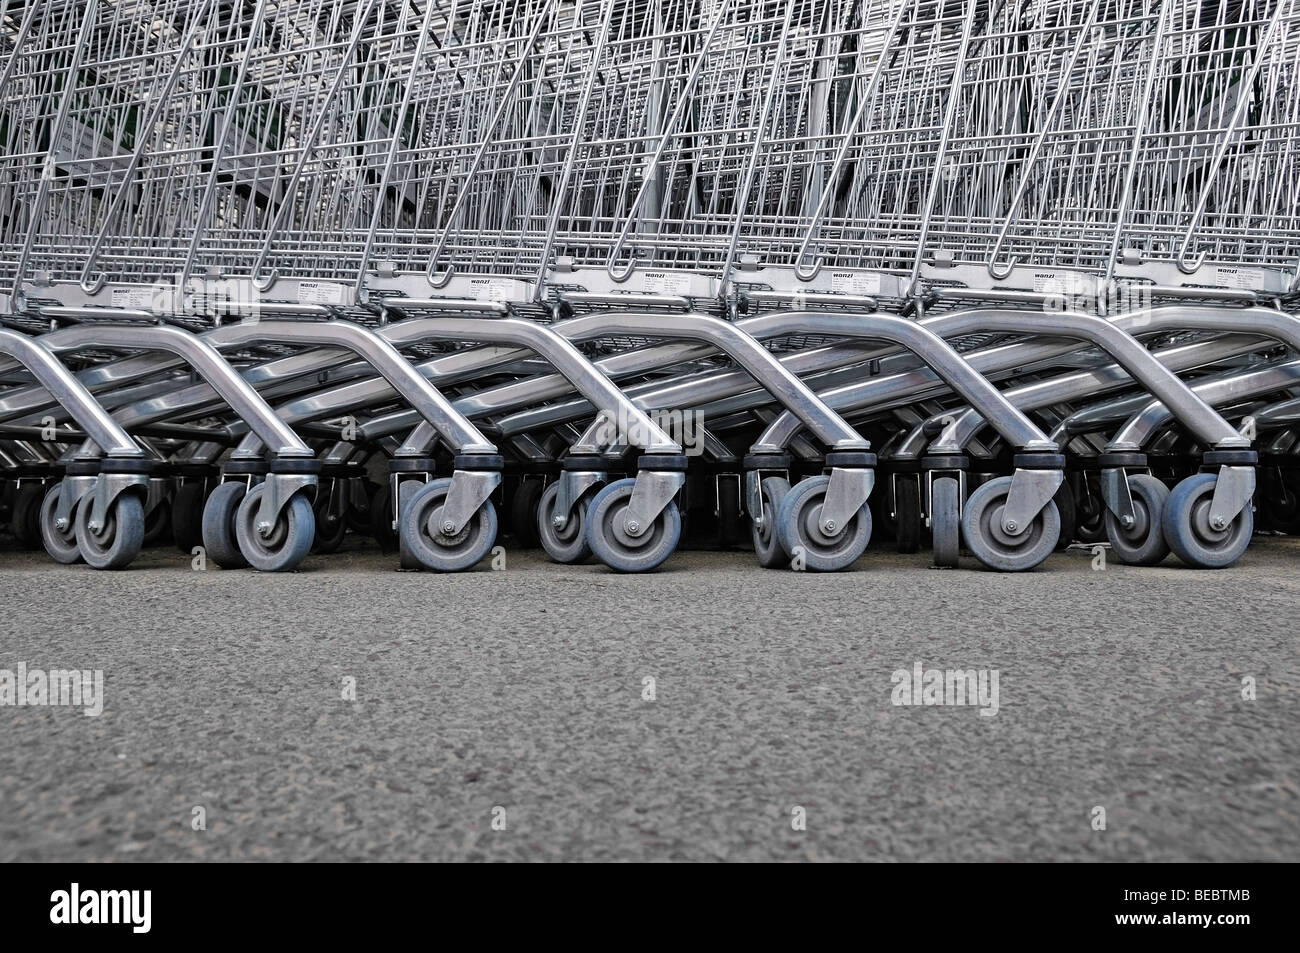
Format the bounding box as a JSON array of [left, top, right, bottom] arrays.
[[774, 474, 872, 572], [235, 483, 315, 572], [960, 475, 1060, 572], [585, 477, 681, 573], [75, 492, 145, 570], [201, 481, 249, 569], [537, 479, 592, 564], [1161, 471, 1253, 569], [751, 476, 790, 568], [1104, 473, 1170, 566], [400, 477, 498, 571], [395, 480, 425, 569], [39, 484, 82, 564], [931, 475, 960, 568]]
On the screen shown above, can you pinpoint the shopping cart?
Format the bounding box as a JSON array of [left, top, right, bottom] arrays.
[[3, 0, 1298, 576]]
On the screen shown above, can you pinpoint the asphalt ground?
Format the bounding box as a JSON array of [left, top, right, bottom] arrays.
[[1, 535, 1297, 862]]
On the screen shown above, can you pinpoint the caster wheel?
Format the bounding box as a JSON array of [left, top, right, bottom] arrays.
[[511, 478, 545, 548], [75, 492, 145, 570], [395, 480, 426, 570], [537, 480, 592, 564], [400, 477, 498, 571], [39, 484, 82, 564], [1161, 472, 1253, 569], [1052, 481, 1076, 551], [931, 475, 960, 568], [235, 484, 315, 571], [894, 474, 921, 553], [312, 495, 348, 554], [585, 477, 681, 573], [773, 474, 871, 572], [1104, 474, 1170, 566], [751, 476, 790, 568], [11, 483, 44, 550], [142, 497, 171, 547], [201, 481, 250, 569], [368, 483, 399, 552], [960, 475, 1060, 572], [171, 481, 207, 552]]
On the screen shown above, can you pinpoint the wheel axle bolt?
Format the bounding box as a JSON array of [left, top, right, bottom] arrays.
[[256, 520, 273, 536], [54, 518, 67, 531], [88, 521, 100, 534], [1120, 515, 1135, 528], [441, 519, 456, 535], [552, 514, 567, 528], [625, 519, 641, 536], [1004, 519, 1018, 533], [1210, 516, 1226, 530], [823, 519, 836, 533]]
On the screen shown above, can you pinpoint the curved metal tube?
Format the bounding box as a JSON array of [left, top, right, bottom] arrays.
[[551, 311, 867, 449], [231, 311, 682, 456], [492, 324, 1082, 440], [898, 335, 1266, 457], [381, 310, 680, 454], [226, 319, 497, 455], [759, 306, 1270, 450], [1247, 395, 1300, 429], [711, 310, 1053, 451], [1109, 360, 1300, 449], [37, 311, 312, 456], [0, 329, 141, 457]]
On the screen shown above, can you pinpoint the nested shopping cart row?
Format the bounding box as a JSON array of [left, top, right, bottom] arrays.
[[2, 0, 1299, 575]]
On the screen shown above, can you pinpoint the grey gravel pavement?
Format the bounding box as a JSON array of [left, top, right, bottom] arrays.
[[1, 536, 1297, 862]]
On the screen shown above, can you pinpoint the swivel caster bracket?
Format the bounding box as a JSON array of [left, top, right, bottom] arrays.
[[437, 469, 503, 537], [621, 470, 687, 538], [256, 472, 319, 539], [1208, 465, 1256, 530], [86, 473, 150, 534], [818, 467, 875, 537], [1001, 467, 1064, 537], [553, 469, 607, 531], [1100, 467, 1137, 528]]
